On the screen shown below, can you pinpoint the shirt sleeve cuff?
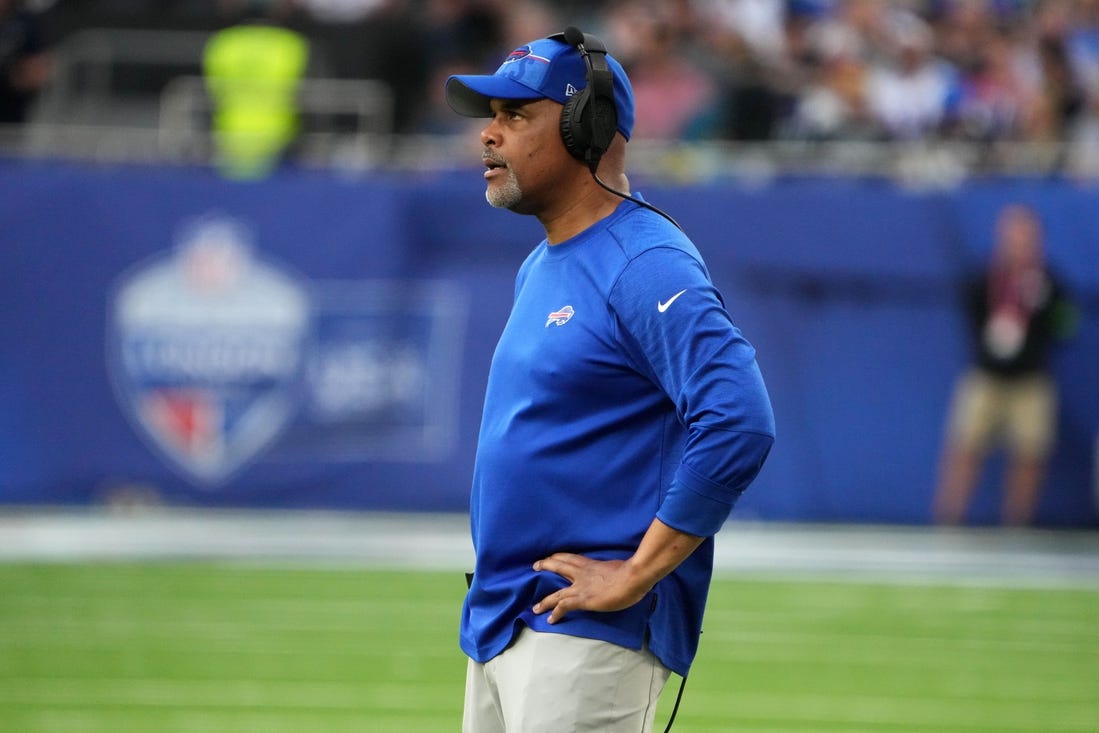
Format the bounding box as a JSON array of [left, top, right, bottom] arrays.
[[656, 463, 740, 537]]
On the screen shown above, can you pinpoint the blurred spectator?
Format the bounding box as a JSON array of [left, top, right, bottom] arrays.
[[950, 27, 1032, 142], [692, 0, 800, 141], [932, 204, 1078, 526], [1064, 0, 1099, 94], [22, 0, 1099, 159], [784, 14, 875, 139], [826, 0, 901, 67], [203, 2, 309, 178], [996, 5, 1099, 175], [607, 1, 717, 140], [0, 0, 53, 124], [702, 0, 790, 64], [863, 10, 961, 140], [1067, 103, 1099, 177], [931, 0, 1006, 75], [1021, 32, 1088, 142]]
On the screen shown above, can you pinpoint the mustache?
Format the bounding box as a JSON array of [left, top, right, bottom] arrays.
[[481, 149, 507, 167]]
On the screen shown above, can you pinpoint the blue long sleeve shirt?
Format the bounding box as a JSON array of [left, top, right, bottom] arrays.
[[461, 199, 774, 676]]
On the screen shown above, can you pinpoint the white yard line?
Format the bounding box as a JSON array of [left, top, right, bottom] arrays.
[[0, 510, 1096, 587]]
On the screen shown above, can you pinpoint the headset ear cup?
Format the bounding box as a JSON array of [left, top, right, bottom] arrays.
[[555, 28, 616, 167], [559, 92, 589, 162]]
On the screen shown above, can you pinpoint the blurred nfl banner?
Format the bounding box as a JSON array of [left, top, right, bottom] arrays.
[[107, 214, 466, 487], [4, 160, 1096, 524]]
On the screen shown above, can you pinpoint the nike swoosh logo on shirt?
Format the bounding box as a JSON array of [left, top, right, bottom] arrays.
[[657, 289, 687, 313]]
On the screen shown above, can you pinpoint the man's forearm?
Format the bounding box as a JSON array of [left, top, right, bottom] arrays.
[[622, 517, 705, 593]]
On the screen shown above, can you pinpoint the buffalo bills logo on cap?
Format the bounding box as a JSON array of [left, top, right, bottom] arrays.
[[503, 46, 551, 66], [445, 35, 635, 139]]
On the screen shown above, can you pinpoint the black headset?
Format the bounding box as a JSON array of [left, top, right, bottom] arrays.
[[549, 26, 684, 232], [550, 26, 618, 172]]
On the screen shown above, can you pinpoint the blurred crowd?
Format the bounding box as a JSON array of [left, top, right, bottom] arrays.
[[6, 0, 1099, 150]]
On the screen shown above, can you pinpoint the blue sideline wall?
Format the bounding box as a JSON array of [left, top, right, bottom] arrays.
[[1, 159, 1097, 526]]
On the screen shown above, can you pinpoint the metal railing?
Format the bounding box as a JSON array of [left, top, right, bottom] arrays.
[[7, 124, 1099, 186], [157, 75, 394, 167], [30, 28, 214, 129], [11, 26, 397, 171]]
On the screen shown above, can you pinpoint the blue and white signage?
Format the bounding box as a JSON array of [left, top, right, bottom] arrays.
[[107, 215, 311, 484], [106, 212, 468, 488]]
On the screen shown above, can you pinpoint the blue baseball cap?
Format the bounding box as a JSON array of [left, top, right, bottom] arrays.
[[445, 35, 635, 140]]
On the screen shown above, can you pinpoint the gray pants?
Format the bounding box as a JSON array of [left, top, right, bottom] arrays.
[[462, 627, 671, 733]]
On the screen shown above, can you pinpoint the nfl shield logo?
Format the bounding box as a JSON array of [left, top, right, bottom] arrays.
[[106, 215, 311, 485]]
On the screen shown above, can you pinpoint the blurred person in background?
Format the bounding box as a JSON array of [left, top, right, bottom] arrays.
[[203, 0, 309, 179], [783, 11, 876, 140], [932, 0, 1004, 75], [607, 1, 717, 140], [932, 203, 1078, 526], [1021, 31, 1088, 143], [940, 5, 1033, 143], [1063, 0, 1099, 95], [690, 0, 803, 141], [1021, 3, 1099, 181], [863, 8, 961, 140], [0, 0, 53, 125]]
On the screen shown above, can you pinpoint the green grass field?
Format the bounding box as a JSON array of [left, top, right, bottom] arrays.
[[1, 563, 1096, 733]]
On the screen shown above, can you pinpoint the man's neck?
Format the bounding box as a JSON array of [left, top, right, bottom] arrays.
[[540, 173, 629, 245]]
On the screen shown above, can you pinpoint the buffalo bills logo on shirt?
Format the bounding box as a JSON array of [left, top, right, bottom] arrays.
[[545, 305, 575, 327]]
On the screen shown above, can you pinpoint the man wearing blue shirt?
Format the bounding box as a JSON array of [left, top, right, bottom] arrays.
[[446, 27, 775, 733]]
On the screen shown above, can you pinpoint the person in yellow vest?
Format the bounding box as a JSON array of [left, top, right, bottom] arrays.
[[203, 12, 309, 179]]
